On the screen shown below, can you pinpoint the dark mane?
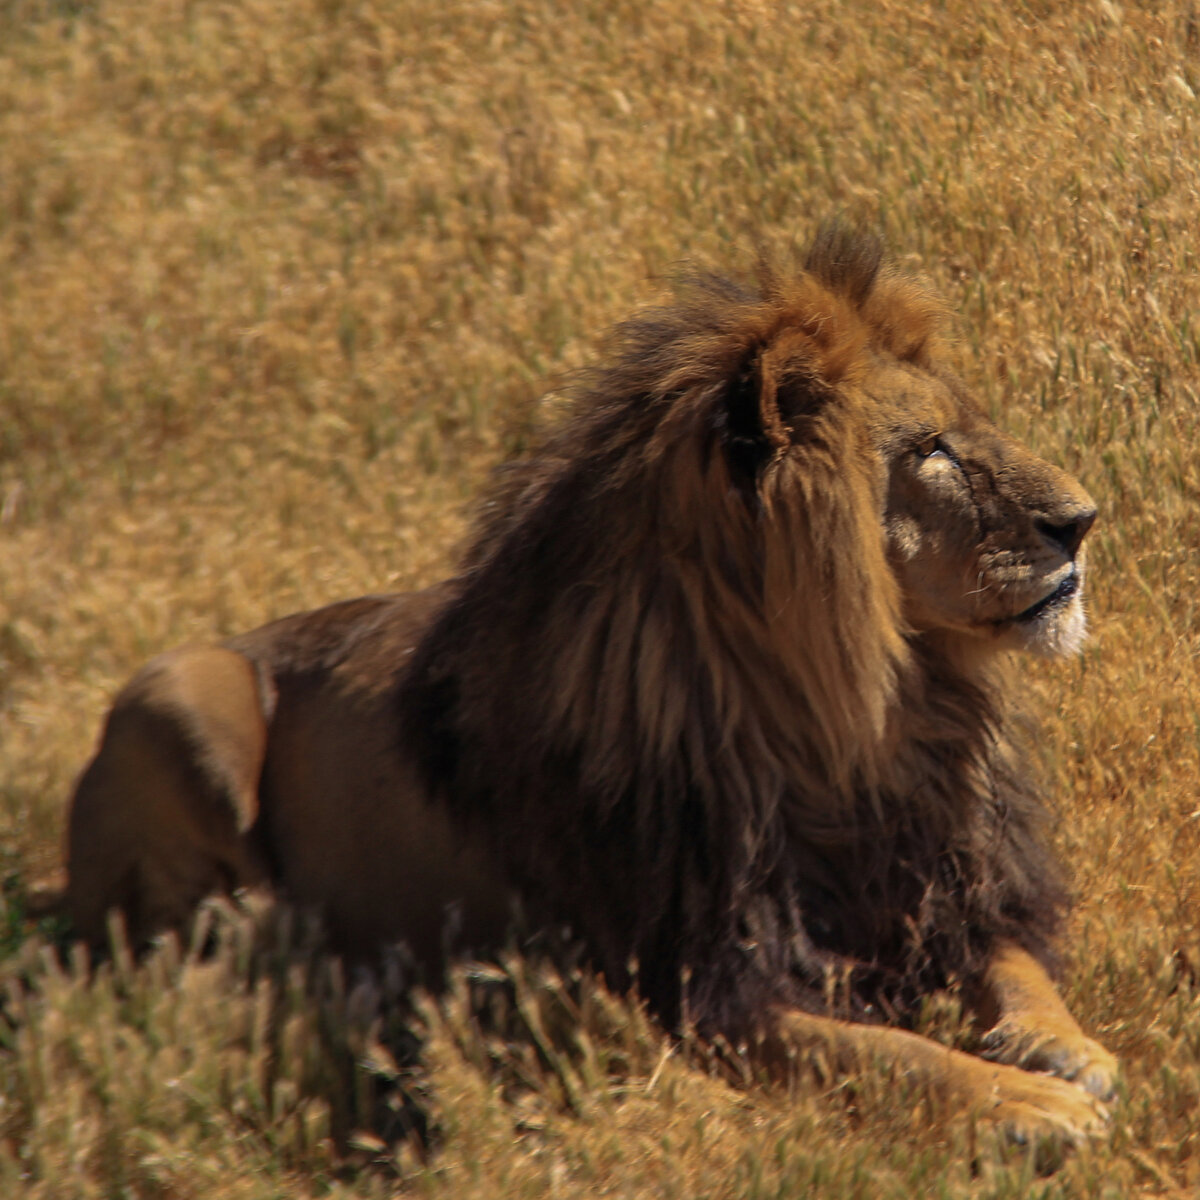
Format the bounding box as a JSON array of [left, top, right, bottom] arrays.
[[397, 230, 1065, 1040]]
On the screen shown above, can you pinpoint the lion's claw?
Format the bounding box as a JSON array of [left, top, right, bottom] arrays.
[[988, 1067, 1111, 1146], [982, 1020, 1119, 1103]]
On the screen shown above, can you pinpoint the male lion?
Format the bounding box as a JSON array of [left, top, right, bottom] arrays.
[[65, 227, 1116, 1141]]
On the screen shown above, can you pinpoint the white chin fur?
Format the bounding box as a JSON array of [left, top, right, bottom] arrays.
[[1014, 593, 1088, 658]]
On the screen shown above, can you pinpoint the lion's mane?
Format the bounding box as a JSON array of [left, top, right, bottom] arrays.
[[399, 228, 1066, 1040]]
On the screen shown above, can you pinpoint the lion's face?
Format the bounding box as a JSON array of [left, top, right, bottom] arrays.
[[867, 360, 1096, 657]]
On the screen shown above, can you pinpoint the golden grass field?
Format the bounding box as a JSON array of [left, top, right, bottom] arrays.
[[2, 0, 1200, 1194]]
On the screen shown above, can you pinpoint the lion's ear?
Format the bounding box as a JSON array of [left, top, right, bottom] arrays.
[[721, 343, 832, 499], [720, 348, 790, 499]]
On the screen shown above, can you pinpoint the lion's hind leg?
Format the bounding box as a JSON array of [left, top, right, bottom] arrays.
[[769, 1007, 1110, 1145], [66, 646, 272, 951]]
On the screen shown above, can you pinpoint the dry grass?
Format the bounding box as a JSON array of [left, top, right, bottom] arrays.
[[2, 0, 1200, 1193]]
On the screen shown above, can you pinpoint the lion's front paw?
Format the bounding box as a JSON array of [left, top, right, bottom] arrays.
[[990, 1068, 1111, 1146], [982, 1020, 1119, 1102]]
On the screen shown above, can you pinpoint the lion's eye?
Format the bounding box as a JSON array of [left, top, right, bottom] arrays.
[[916, 435, 945, 459]]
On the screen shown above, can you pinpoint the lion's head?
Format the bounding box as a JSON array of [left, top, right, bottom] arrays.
[[706, 234, 1096, 676], [871, 358, 1095, 661], [402, 225, 1088, 1032]]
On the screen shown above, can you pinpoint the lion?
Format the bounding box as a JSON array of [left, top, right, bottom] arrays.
[[64, 226, 1116, 1142]]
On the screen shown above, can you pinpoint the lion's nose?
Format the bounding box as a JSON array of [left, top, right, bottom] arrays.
[[1035, 509, 1096, 558]]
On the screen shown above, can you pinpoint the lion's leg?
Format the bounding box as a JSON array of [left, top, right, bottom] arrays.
[[978, 940, 1119, 1100], [769, 1008, 1109, 1144], [66, 646, 272, 950]]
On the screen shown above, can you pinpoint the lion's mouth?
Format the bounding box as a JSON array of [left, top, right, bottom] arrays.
[[1012, 571, 1080, 623]]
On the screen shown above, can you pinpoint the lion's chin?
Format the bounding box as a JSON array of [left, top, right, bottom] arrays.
[[1005, 588, 1089, 658]]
